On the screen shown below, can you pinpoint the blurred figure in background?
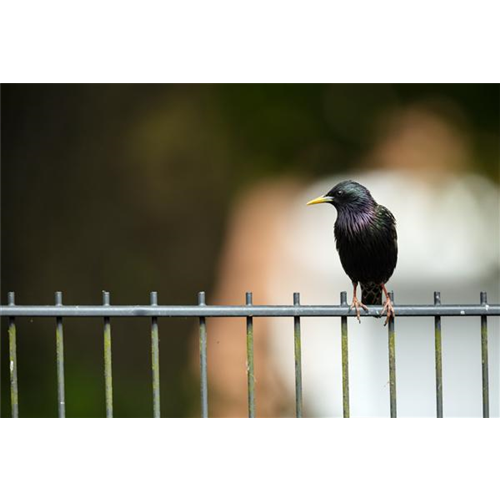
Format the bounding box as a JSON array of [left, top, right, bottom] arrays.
[[202, 102, 500, 417]]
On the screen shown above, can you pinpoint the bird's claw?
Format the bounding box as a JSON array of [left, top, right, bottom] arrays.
[[381, 296, 395, 326], [349, 297, 369, 323]]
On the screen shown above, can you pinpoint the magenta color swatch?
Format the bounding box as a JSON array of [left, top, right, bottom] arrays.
[[17, 418, 59, 500]]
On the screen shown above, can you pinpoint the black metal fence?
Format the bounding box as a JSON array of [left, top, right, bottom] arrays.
[[1, 291, 498, 418]]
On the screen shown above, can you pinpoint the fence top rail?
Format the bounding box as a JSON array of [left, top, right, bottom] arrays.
[[0, 304, 498, 318]]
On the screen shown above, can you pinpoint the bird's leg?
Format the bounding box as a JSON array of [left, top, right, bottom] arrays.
[[349, 282, 369, 323], [380, 284, 395, 326]]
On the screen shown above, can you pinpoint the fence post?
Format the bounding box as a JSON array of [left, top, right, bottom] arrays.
[[199, 291, 208, 418], [340, 291, 350, 418], [8, 292, 19, 418], [434, 292, 443, 418], [103, 291, 113, 418], [151, 291, 161, 418], [293, 292, 303, 418], [246, 292, 255, 418], [480, 291, 489, 418], [388, 291, 397, 418]]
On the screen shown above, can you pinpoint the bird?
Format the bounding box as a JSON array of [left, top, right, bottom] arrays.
[[307, 180, 398, 325]]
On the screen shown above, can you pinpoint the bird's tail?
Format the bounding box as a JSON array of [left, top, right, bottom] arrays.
[[361, 283, 382, 305]]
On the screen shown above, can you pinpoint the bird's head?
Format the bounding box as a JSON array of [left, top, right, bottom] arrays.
[[307, 180, 375, 212]]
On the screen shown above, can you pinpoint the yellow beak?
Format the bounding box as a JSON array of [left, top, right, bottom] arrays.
[[306, 195, 332, 206]]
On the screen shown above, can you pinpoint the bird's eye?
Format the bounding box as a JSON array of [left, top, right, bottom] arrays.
[[337, 190, 344, 196]]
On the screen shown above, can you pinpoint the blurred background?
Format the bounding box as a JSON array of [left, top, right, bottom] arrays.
[[1, 84, 499, 417]]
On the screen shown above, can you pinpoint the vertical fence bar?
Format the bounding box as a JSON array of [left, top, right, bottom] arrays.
[[55, 292, 66, 418], [149, 292, 161, 500], [199, 291, 208, 418], [102, 291, 113, 500], [150, 292, 161, 418], [340, 291, 350, 418], [293, 292, 303, 418], [55, 292, 66, 495], [246, 292, 255, 418], [103, 291, 113, 418], [388, 291, 397, 418], [8, 292, 19, 418], [480, 292, 489, 418], [434, 292, 443, 418]]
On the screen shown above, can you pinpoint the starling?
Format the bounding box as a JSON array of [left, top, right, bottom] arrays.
[[307, 180, 398, 324]]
